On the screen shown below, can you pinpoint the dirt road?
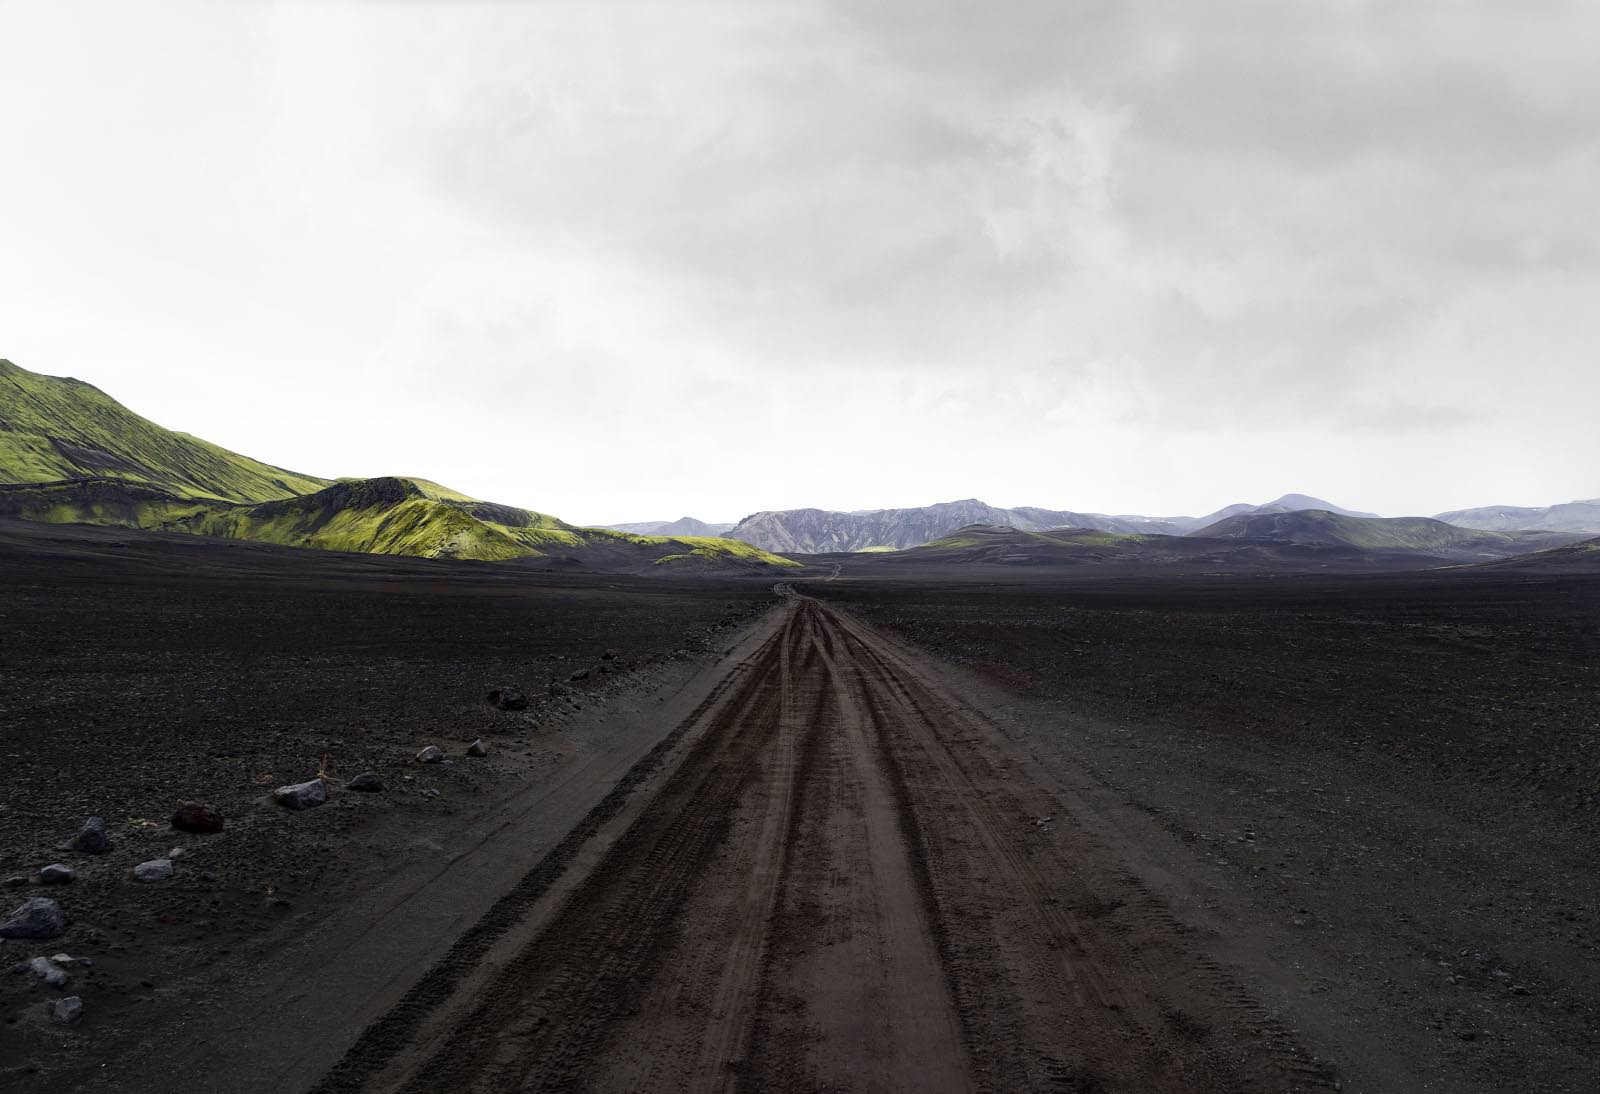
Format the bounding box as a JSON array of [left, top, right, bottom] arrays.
[[314, 590, 1331, 1093]]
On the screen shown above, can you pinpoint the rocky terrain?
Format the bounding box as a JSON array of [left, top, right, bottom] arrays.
[[822, 569, 1600, 1093], [3, 518, 1598, 1092], [0, 519, 774, 1088]]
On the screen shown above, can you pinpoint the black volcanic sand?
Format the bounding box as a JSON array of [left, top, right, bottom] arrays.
[[0, 520, 771, 1079], [817, 571, 1600, 1094], [5, 519, 1599, 1093]]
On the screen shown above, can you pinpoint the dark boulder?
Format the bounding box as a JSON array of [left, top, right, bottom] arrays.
[[272, 779, 327, 811], [486, 687, 528, 711], [1, 897, 66, 940], [347, 772, 384, 792], [171, 802, 225, 834], [75, 816, 111, 855]]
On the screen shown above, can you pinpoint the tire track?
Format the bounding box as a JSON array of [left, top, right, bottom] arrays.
[[311, 619, 788, 1093], [315, 589, 1332, 1093], [827, 601, 1335, 1092]]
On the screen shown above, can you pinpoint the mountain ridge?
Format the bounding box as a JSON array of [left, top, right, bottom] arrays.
[[601, 516, 736, 537], [0, 360, 795, 572], [723, 494, 1370, 553], [1435, 497, 1600, 534], [0, 357, 331, 502]]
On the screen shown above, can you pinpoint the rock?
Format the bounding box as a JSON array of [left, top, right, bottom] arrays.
[[466, 738, 489, 758], [568, 668, 591, 682], [601, 649, 618, 661], [420, 788, 440, 799], [547, 682, 571, 698], [37, 864, 74, 886], [347, 772, 384, 793], [75, 816, 111, 855], [50, 954, 81, 966], [273, 778, 327, 810], [3, 876, 27, 888], [171, 801, 225, 834], [27, 956, 68, 988], [486, 687, 528, 711], [132, 859, 174, 883], [416, 745, 445, 765], [0, 897, 66, 940], [51, 996, 83, 1025]]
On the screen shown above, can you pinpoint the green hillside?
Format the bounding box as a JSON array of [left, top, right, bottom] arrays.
[[0, 358, 332, 502], [0, 475, 799, 571], [0, 359, 797, 572]]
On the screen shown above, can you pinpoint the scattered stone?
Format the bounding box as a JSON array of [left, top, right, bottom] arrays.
[[132, 859, 174, 883], [171, 802, 225, 834], [50, 954, 81, 966], [4, 876, 29, 888], [273, 779, 328, 810], [27, 956, 68, 988], [0, 897, 67, 940], [486, 687, 528, 711], [568, 668, 591, 682], [75, 817, 111, 855], [466, 738, 490, 758], [416, 745, 445, 765], [347, 772, 384, 793], [51, 996, 83, 1025], [601, 649, 618, 661], [167, 847, 185, 860], [37, 864, 74, 886], [420, 788, 441, 799]]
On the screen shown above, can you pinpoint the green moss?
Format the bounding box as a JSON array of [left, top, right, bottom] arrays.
[[0, 476, 800, 571], [0, 358, 331, 502], [0, 360, 797, 571]]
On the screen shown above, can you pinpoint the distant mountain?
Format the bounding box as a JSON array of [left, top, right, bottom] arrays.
[[1179, 494, 1377, 530], [0, 360, 795, 572], [602, 517, 736, 537], [722, 494, 1381, 553], [725, 499, 1188, 553], [1435, 498, 1600, 534], [0, 358, 331, 502], [1189, 509, 1578, 562], [829, 515, 1583, 573], [848, 523, 1397, 572], [1465, 535, 1600, 573]]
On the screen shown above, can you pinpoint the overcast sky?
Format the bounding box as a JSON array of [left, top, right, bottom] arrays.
[[3, 1, 1596, 524]]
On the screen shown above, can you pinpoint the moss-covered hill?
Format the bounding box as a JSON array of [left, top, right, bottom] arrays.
[[0, 358, 331, 502], [0, 360, 797, 572], [0, 473, 799, 571]]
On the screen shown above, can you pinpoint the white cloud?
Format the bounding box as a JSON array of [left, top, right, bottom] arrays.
[[1, 0, 1594, 523]]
